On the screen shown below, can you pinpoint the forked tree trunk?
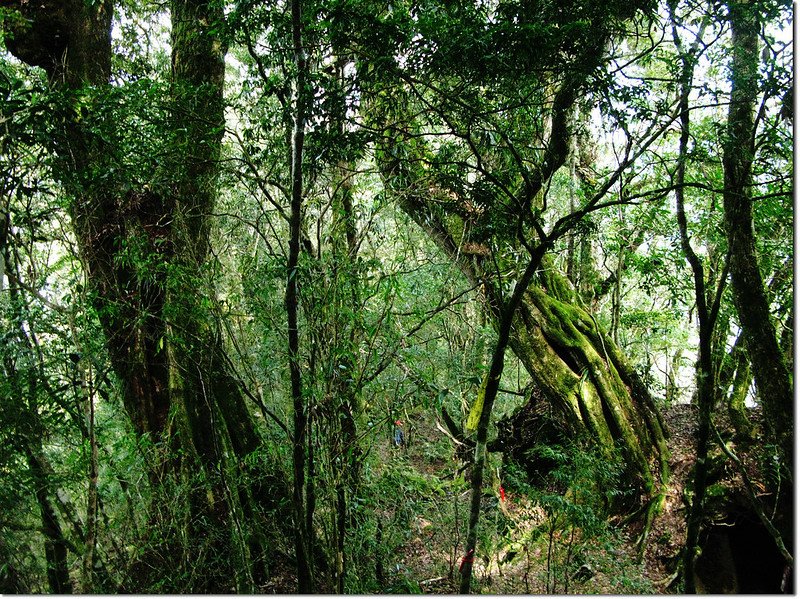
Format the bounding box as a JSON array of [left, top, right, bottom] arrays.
[[3, 1, 270, 589]]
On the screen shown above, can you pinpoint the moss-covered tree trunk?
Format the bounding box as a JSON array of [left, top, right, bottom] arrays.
[[366, 53, 669, 521], [329, 160, 361, 593], [722, 2, 793, 464], [721, 0, 793, 570], [510, 280, 669, 498], [3, 1, 269, 589], [376, 138, 669, 510]]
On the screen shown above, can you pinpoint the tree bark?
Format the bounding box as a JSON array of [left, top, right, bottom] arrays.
[[287, 0, 313, 590], [722, 0, 793, 547], [510, 279, 669, 497], [459, 243, 549, 593], [717, 333, 754, 441], [3, 1, 270, 589], [669, 14, 717, 588]]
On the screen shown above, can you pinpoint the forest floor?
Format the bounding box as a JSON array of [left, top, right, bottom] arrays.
[[368, 403, 699, 594], [261, 403, 709, 594]]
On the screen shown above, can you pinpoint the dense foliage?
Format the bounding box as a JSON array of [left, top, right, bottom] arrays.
[[0, 0, 792, 593]]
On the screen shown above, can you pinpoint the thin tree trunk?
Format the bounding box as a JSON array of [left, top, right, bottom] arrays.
[[610, 242, 624, 344], [80, 358, 98, 593], [665, 348, 683, 405], [330, 151, 361, 592], [459, 244, 549, 593], [288, 0, 313, 590], [2, 253, 74, 593], [566, 107, 578, 285], [667, 12, 723, 590]]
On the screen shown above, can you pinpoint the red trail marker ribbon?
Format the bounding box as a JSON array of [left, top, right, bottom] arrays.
[[459, 549, 475, 573]]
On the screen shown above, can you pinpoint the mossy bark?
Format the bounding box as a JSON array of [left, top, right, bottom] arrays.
[[717, 335, 755, 442], [329, 162, 361, 594], [3, 1, 270, 589], [722, 0, 793, 479], [371, 108, 669, 521], [511, 283, 669, 498], [721, 0, 793, 564]]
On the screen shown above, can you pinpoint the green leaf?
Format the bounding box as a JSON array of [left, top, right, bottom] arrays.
[[465, 371, 489, 432]]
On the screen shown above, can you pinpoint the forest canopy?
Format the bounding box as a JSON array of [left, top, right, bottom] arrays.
[[0, 0, 792, 593]]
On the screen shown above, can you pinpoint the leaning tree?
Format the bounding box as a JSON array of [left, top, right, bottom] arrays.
[[357, 0, 669, 491], [344, 0, 672, 583]]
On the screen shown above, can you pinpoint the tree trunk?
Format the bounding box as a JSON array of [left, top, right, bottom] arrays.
[[717, 333, 754, 442], [722, 0, 793, 547], [371, 93, 669, 519], [510, 279, 669, 498], [79, 358, 98, 593], [287, 0, 313, 590], [671, 20, 717, 587], [722, 0, 792, 468], [3, 0, 271, 589], [329, 164, 361, 593], [459, 244, 549, 593], [28, 450, 74, 594]]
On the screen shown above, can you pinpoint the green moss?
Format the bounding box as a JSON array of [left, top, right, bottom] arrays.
[[537, 255, 576, 303], [510, 285, 666, 501], [443, 212, 465, 244]]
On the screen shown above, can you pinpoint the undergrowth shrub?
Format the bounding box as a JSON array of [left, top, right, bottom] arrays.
[[501, 442, 652, 593]]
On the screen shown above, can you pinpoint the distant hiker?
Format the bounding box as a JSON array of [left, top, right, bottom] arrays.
[[393, 420, 405, 448]]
